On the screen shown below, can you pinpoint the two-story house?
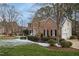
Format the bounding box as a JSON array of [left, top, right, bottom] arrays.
[[28, 17, 72, 40], [28, 17, 57, 37], [61, 17, 72, 39]]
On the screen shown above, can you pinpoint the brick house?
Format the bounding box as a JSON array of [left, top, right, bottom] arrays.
[[28, 17, 72, 40], [28, 17, 57, 37], [0, 25, 5, 34], [0, 22, 22, 35]]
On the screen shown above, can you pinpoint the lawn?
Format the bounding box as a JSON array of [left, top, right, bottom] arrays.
[[0, 35, 17, 40], [0, 44, 79, 56]]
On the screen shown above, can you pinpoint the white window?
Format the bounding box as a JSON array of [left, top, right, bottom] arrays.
[[67, 22, 69, 26]]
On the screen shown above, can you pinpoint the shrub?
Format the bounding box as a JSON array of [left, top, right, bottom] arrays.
[[70, 35, 78, 39], [48, 39, 57, 46], [41, 37, 50, 42], [23, 29, 29, 36], [60, 40, 72, 48], [50, 37, 57, 40], [59, 38, 65, 43], [20, 36, 26, 40], [28, 36, 39, 42]]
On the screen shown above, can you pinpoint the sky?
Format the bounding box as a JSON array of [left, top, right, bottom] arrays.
[[7, 3, 79, 27], [9, 3, 42, 27]]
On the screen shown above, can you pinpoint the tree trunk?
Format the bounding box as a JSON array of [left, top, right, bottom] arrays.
[[75, 10, 76, 35], [56, 4, 62, 44]]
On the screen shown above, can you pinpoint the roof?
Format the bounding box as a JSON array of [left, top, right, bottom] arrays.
[[28, 17, 72, 28], [61, 17, 72, 27], [0, 21, 20, 28], [32, 17, 56, 23]]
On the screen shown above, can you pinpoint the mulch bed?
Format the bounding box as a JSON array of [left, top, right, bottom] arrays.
[[48, 46, 79, 51]]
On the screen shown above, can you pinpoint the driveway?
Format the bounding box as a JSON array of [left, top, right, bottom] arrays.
[[67, 39, 79, 49], [0, 39, 50, 47]]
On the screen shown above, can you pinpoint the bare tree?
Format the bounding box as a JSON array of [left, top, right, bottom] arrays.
[[7, 5, 21, 34], [0, 4, 21, 35], [0, 4, 8, 34]]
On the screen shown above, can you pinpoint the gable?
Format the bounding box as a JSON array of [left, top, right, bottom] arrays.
[[61, 17, 72, 27], [28, 17, 57, 30], [42, 17, 57, 30]]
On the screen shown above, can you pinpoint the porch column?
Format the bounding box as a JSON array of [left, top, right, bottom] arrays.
[[53, 30, 55, 36], [45, 29, 47, 36]]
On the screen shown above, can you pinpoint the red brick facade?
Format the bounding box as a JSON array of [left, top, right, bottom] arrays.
[[28, 17, 57, 37]]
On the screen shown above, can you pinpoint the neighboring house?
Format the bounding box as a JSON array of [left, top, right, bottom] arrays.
[[0, 25, 5, 34], [0, 22, 5, 34], [61, 17, 72, 39], [0, 22, 22, 35], [28, 17, 72, 39]]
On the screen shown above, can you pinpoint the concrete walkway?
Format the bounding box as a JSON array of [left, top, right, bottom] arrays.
[[67, 39, 79, 49]]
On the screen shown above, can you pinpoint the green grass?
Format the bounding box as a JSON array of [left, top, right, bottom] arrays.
[[0, 35, 17, 40], [0, 44, 79, 56]]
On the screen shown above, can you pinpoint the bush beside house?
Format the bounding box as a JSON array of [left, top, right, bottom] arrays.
[[60, 41, 72, 48], [20, 36, 27, 39], [48, 39, 57, 46], [27, 35, 51, 42], [23, 29, 29, 36], [47, 38, 72, 48], [41, 37, 50, 42], [27, 35, 72, 48], [69, 35, 78, 39], [28, 36, 39, 42]]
